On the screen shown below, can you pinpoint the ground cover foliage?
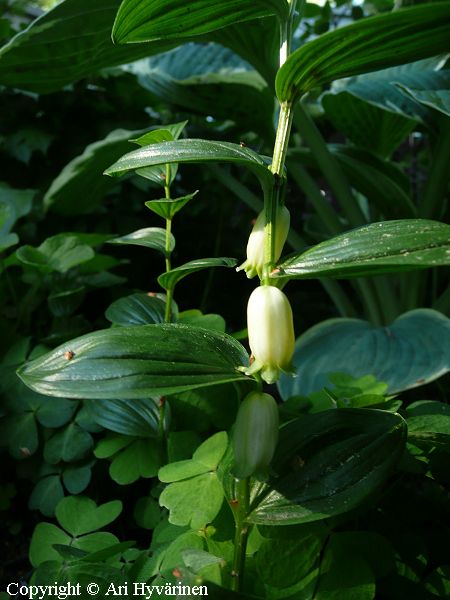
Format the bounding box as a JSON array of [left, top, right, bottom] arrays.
[[0, 0, 450, 598]]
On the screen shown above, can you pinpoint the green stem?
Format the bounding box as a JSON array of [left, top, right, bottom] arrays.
[[231, 478, 250, 593], [163, 163, 174, 323]]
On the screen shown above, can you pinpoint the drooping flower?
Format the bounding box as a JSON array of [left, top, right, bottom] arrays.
[[236, 206, 290, 279], [245, 285, 295, 384], [233, 391, 279, 479]]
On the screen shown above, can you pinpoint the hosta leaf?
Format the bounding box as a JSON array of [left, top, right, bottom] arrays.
[[43, 128, 143, 215], [396, 78, 450, 118], [130, 43, 273, 134], [108, 227, 174, 255], [0, 0, 178, 93], [112, 0, 289, 44], [104, 139, 275, 196], [157, 257, 237, 290], [274, 220, 450, 279], [247, 409, 406, 525], [327, 58, 446, 126], [278, 309, 450, 398], [17, 324, 249, 399], [276, 3, 450, 102]]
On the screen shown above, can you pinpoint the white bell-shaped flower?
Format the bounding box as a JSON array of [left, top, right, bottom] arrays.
[[237, 206, 290, 279], [245, 285, 295, 383]]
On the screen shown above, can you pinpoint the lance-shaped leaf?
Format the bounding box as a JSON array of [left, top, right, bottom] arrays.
[[276, 3, 450, 102], [145, 191, 198, 220], [247, 409, 406, 525], [105, 139, 275, 196], [17, 324, 249, 399], [157, 257, 237, 290], [112, 0, 289, 44], [273, 220, 450, 280], [108, 227, 174, 255]]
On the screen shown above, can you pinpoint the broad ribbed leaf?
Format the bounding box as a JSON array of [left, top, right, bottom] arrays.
[[396, 79, 450, 118], [108, 227, 174, 254], [326, 59, 446, 126], [157, 257, 237, 290], [274, 220, 450, 279], [0, 0, 179, 93], [276, 3, 450, 102], [278, 309, 450, 398], [247, 409, 406, 525], [44, 129, 143, 215], [130, 43, 273, 134], [17, 324, 249, 399], [112, 0, 289, 44], [104, 139, 274, 195]]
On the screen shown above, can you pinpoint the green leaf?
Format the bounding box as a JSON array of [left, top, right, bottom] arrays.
[[158, 257, 237, 290], [276, 3, 450, 102], [44, 423, 93, 464], [55, 496, 122, 537], [315, 534, 375, 600], [104, 139, 275, 196], [88, 398, 161, 437], [321, 92, 415, 158], [145, 191, 198, 220], [16, 234, 95, 274], [132, 43, 273, 133], [160, 473, 224, 529], [43, 128, 144, 215], [406, 400, 450, 448], [278, 309, 450, 398], [0, 0, 178, 93], [112, 0, 289, 44], [178, 310, 226, 333], [158, 433, 227, 529], [396, 76, 450, 118], [29, 522, 71, 567], [62, 464, 92, 495], [130, 122, 187, 185], [18, 324, 249, 399], [29, 476, 64, 517], [247, 409, 406, 525], [105, 293, 167, 326], [108, 227, 174, 255], [256, 529, 325, 588], [0, 182, 34, 251], [134, 497, 160, 530], [274, 220, 450, 280], [159, 432, 228, 482], [326, 58, 446, 126], [109, 438, 161, 484]]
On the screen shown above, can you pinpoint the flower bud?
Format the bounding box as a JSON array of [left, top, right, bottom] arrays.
[[237, 206, 290, 279], [233, 391, 279, 479], [246, 285, 295, 384]]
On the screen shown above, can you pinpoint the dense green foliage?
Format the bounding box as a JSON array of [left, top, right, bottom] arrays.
[[1, 0, 449, 598]]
